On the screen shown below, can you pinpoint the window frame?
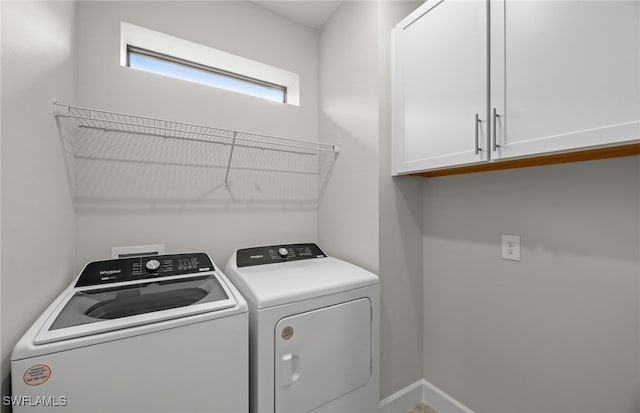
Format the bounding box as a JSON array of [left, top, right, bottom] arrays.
[[120, 22, 301, 106], [126, 45, 288, 103]]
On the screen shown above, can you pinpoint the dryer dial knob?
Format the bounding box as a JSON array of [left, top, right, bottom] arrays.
[[278, 247, 289, 257], [145, 259, 161, 271]]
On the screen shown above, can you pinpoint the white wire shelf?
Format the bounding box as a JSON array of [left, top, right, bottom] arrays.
[[54, 102, 340, 211]]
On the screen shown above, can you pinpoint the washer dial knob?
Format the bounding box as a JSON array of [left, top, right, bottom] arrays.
[[145, 259, 161, 272], [278, 247, 289, 257]]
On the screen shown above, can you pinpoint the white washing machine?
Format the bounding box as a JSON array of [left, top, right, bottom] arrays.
[[224, 243, 380, 413], [11, 253, 248, 412]]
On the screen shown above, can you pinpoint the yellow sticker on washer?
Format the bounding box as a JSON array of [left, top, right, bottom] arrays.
[[23, 364, 51, 386]]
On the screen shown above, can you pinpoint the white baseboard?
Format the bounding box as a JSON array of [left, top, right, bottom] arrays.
[[421, 380, 474, 413], [380, 379, 474, 413], [379, 380, 424, 413]]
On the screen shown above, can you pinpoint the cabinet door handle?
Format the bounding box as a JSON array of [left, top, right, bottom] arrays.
[[492, 108, 500, 151], [475, 113, 482, 155]]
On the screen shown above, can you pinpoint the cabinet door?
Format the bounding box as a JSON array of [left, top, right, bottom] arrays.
[[491, 0, 640, 160], [392, 0, 489, 175]]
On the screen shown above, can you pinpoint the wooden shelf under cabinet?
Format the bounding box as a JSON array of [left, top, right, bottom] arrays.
[[410, 143, 640, 178]]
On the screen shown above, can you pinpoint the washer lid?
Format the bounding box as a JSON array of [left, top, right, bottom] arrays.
[[34, 272, 236, 345], [225, 254, 379, 309]]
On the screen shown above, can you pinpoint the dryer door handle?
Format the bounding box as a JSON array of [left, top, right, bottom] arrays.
[[280, 353, 300, 387]]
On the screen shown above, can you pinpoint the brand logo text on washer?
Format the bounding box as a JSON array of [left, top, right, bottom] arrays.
[[99, 269, 122, 275]]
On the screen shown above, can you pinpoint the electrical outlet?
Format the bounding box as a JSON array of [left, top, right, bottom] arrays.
[[501, 235, 520, 261]]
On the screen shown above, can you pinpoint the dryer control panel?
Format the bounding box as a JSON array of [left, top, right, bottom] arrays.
[[237, 243, 326, 267], [75, 253, 214, 287]]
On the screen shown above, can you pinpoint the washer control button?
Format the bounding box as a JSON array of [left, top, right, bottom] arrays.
[[145, 259, 161, 272], [278, 247, 289, 257]]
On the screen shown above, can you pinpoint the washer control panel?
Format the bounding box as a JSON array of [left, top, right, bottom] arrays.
[[237, 243, 326, 267], [75, 253, 213, 287]]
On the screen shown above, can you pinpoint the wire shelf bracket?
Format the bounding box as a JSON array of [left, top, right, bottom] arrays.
[[53, 102, 340, 210]]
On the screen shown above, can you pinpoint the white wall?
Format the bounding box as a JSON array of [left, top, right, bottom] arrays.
[[422, 157, 640, 413], [318, 1, 379, 274], [0, 1, 77, 409], [74, 1, 320, 266], [319, 1, 425, 401], [378, 0, 425, 400]]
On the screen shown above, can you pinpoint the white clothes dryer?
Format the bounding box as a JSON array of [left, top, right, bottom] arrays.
[[224, 243, 380, 413], [11, 253, 248, 412]]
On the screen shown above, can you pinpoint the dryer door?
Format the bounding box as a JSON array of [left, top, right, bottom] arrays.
[[274, 298, 371, 413]]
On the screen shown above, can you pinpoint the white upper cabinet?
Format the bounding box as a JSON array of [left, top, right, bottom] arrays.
[[491, 0, 640, 160], [392, 0, 489, 175], [392, 0, 640, 175]]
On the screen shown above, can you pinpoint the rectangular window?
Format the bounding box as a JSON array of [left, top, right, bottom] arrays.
[[120, 22, 300, 105], [127, 46, 287, 103]]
